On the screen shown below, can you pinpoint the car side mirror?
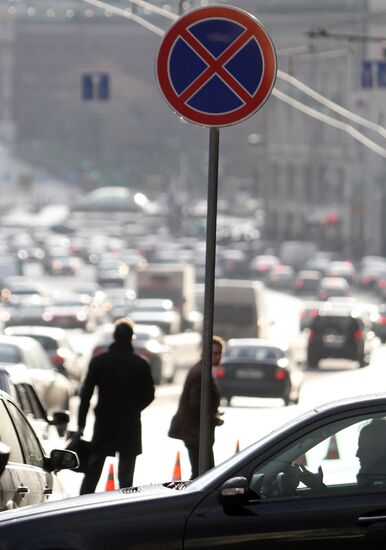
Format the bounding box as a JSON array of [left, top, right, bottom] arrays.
[[219, 476, 249, 506], [0, 442, 10, 478], [49, 449, 79, 472]]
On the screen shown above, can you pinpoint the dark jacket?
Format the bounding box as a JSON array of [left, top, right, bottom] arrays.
[[78, 341, 155, 456], [171, 360, 221, 447]]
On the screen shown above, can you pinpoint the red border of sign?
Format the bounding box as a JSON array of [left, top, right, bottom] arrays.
[[156, 5, 277, 127]]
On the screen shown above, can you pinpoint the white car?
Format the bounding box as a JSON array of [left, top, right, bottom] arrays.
[[0, 335, 73, 413]]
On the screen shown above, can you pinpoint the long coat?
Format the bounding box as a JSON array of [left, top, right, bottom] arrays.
[[171, 361, 221, 447], [78, 341, 155, 456]]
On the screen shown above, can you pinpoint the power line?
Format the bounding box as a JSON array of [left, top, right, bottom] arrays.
[[277, 70, 386, 140], [272, 88, 386, 158], [80, 0, 386, 157]]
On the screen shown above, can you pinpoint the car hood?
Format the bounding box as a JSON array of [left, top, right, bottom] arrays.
[[0, 481, 192, 523]]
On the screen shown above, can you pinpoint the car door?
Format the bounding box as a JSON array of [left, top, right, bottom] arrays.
[[2, 398, 47, 506], [185, 409, 386, 549], [0, 397, 32, 510]]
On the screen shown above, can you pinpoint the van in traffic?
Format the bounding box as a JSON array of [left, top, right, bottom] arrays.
[[213, 279, 269, 341]]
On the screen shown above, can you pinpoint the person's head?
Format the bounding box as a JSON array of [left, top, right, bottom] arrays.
[[211, 335, 224, 367], [113, 318, 134, 344], [356, 419, 386, 468]]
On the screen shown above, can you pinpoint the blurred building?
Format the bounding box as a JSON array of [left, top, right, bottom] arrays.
[[0, 1, 384, 256]]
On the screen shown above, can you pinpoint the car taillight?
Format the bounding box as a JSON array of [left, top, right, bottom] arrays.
[[354, 330, 363, 340], [275, 368, 288, 381], [308, 328, 316, 339], [379, 317, 386, 326], [214, 366, 225, 378], [52, 353, 64, 367], [295, 280, 304, 288], [363, 276, 371, 285], [379, 279, 386, 288], [258, 264, 268, 272]]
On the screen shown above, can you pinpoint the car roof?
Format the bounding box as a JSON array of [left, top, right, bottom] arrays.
[[0, 334, 46, 349], [4, 325, 67, 338]]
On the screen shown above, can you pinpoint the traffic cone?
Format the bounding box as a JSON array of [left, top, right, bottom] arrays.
[[324, 435, 340, 460], [105, 462, 116, 491], [235, 439, 240, 453], [172, 451, 181, 481]]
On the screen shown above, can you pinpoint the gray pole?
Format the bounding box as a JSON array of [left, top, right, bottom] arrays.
[[198, 126, 220, 476]]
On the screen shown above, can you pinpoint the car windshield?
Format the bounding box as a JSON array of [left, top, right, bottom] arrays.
[[225, 346, 282, 361], [313, 316, 359, 332]]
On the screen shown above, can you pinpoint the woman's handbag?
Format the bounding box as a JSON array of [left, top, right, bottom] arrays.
[[65, 432, 92, 473], [168, 413, 183, 440]]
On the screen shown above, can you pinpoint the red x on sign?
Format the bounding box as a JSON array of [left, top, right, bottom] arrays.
[[156, 5, 277, 127]]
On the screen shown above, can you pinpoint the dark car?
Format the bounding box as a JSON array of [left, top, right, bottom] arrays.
[[249, 254, 281, 280], [326, 260, 356, 285], [96, 259, 129, 287], [306, 309, 376, 368], [317, 276, 351, 300], [294, 269, 322, 295], [299, 300, 323, 331], [0, 295, 51, 328], [3, 393, 386, 547], [0, 389, 78, 511], [214, 338, 303, 406], [266, 264, 296, 291], [42, 294, 97, 331], [372, 304, 386, 342]]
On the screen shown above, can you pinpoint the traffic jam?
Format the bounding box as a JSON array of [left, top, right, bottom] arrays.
[[0, 0, 386, 548]]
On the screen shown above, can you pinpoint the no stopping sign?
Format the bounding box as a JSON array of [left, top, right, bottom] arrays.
[[156, 5, 277, 127]]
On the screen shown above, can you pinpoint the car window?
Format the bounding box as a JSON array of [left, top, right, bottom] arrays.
[[15, 384, 46, 420], [0, 399, 24, 463], [225, 346, 282, 361], [313, 316, 359, 332], [24, 335, 57, 352], [0, 344, 21, 363], [5, 400, 45, 468], [248, 412, 386, 500]]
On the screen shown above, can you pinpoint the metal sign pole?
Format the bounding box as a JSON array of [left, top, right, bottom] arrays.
[[198, 126, 220, 475]]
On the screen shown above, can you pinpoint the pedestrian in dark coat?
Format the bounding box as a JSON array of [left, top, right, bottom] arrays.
[[77, 319, 154, 494], [169, 336, 224, 479]]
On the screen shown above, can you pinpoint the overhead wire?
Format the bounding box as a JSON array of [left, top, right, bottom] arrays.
[[81, 0, 386, 157]]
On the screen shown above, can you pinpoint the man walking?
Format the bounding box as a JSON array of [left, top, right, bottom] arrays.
[[77, 319, 155, 494], [169, 336, 224, 479]]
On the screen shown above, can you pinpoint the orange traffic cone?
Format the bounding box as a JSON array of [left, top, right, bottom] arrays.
[[325, 435, 340, 460], [235, 439, 240, 453], [105, 462, 116, 491], [172, 451, 181, 481]]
